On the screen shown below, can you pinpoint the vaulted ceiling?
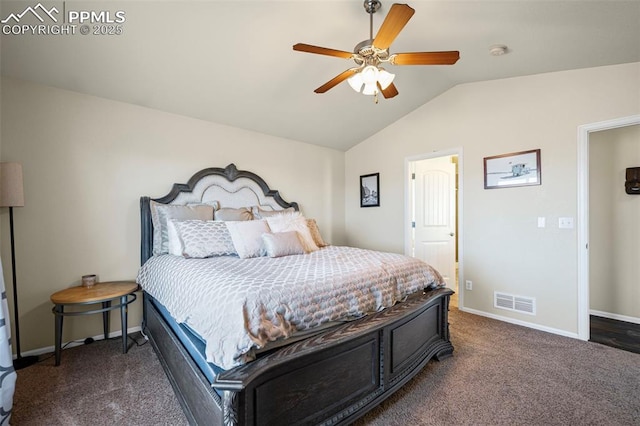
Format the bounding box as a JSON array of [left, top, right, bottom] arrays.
[[2, 1, 639, 151]]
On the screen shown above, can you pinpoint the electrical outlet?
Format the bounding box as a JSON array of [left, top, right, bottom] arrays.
[[559, 217, 574, 229], [465, 280, 472, 291]]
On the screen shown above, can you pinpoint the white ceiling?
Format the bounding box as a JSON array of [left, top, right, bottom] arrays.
[[2, 1, 639, 151]]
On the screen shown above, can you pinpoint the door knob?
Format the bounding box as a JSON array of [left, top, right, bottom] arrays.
[[449, 232, 455, 237]]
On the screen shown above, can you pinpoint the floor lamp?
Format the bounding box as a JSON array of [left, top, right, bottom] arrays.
[[0, 163, 37, 370]]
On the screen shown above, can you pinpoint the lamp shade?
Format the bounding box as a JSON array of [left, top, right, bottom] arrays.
[[360, 66, 379, 85], [362, 82, 378, 96], [0, 162, 24, 207], [347, 72, 364, 92], [347, 65, 395, 96], [377, 68, 395, 90]]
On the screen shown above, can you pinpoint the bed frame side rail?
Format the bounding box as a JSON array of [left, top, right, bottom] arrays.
[[143, 294, 224, 425]]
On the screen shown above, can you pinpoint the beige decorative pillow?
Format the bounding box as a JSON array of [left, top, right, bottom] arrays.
[[188, 201, 220, 210], [226, 220, 271, 258], [266, 212, 319, 253], [307, 219, 328, 247], [215, 207, 253, 221], [150, 201, 215, 255], [261, 231, 305, 258]]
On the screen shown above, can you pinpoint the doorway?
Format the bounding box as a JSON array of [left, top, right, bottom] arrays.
[[577, 115, 640, 341], [405, 150, 462, 303]]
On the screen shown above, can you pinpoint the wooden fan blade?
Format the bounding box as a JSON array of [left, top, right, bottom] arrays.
[[373, 4, 415, 50], [293, 43, 354, 59], [390, 51, 460, 65], [378, 82, 399, 99], [314, 69, 359, 93]]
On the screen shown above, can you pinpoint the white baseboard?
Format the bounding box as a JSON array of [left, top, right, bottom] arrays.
[[17, 325, 143, 359], [459, 307, 580, 340], [590, 310, 640, 325], [19, 309, 638, 359]]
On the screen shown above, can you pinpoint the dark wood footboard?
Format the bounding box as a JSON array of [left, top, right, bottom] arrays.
[[144, 288, 453, 426]]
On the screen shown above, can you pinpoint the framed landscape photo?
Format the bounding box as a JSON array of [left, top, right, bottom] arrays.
[[360, 173, 380, 207], [484, 149, 541, 189]]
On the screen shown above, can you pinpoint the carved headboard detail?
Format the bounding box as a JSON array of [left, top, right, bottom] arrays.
[[140, 164, 299, 264]]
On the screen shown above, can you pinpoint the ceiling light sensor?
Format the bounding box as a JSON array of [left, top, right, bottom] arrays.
[[489, 44, 508, 56]]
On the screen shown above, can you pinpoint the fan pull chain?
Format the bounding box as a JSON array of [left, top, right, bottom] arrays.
[[374, 91, 379, 104]]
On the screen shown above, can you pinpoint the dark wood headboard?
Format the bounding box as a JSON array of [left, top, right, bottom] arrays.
[[140, 163, 299, 265]]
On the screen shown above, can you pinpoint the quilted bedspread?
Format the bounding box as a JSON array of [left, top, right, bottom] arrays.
[[137, 246, 444, 369]]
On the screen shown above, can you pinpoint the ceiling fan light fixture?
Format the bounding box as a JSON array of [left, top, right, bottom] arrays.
[[347, 72, 364, 92], [362, 82, 378, 96], [377, 68, 395, 90], [294, 3, 460, 100], [360, 65, 379, 85], [348, 65, 393, 95]]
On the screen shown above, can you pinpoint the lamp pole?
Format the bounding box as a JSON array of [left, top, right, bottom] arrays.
[[9, 207, 21, 359], [1, 162, 38, 370], [9, 205, 37, 370]]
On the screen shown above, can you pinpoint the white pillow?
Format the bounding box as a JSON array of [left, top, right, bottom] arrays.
[[150, 201, 215, 255], [251, 206, 295, 219], [261, 231, 305, 258], [168, 220, 237, 258], [226, 220, 271, 259], [166, 220, 183, 256], [266, 212, 319, 253]]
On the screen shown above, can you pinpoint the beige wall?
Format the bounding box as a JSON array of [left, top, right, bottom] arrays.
[[345, 63, 640, 335], [0, 78, 345, 353], [3, 62, 639, 353], [589, 125, 640, 319]]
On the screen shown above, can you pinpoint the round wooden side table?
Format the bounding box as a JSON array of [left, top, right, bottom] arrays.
[[50, 281, 139, 366]]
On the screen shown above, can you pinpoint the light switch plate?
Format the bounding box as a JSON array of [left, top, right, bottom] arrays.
[[537, 217, 546, 228]]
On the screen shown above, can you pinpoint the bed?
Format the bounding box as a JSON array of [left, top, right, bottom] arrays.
[[138, 163, 454, 425]]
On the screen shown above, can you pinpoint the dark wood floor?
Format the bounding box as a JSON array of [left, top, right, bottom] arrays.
[[590, 315, 640, 354]]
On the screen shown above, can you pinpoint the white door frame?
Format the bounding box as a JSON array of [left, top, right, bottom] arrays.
[[576, 114, 640, 340], [405, 148, 464, 306]]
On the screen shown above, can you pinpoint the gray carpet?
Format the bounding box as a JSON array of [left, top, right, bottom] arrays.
[[12, 334, 188, 426], [356, 309, 640, 426], [12, 309, 640, 425]]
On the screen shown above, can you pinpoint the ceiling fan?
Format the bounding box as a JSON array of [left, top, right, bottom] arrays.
[[293, 1, 460, 101]]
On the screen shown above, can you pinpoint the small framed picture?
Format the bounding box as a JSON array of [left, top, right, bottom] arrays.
[[484, 149, 541, 189], [360, 173, 380, 207]]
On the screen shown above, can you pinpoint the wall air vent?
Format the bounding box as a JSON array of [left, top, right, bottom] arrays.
[[494, 292, 536, 315]]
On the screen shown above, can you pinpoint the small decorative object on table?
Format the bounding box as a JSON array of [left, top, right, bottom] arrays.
[[81, 274, 97, 287]]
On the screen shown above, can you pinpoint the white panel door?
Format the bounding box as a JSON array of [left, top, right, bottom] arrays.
[[414, 157, 456, 288]]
